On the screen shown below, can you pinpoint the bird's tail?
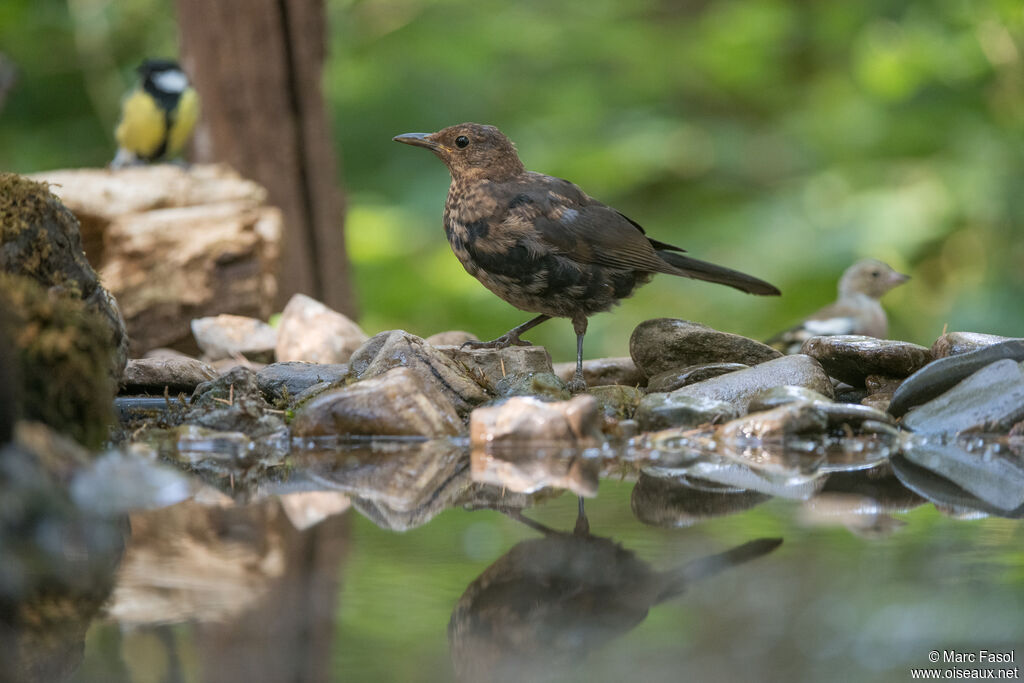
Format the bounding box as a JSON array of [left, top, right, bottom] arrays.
[[654, 537, 783, 604], [656, 251, 781, 296]]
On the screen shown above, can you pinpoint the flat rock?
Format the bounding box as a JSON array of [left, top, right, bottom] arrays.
[[425, 330, 478, 346], [553, 357, 645, 387], [801, 335, 931, 387], [437, 345, 553, 388], [900, 359, 1024, 434], [275, 293, 368, 364], [670, 354, 834, 413], [630, 319, 782, 378], [191, 314, 277, 362], [347, 330, 488, 414], [291, 366, 464, 437], [931, 332, 1014, 359], [121, 357, 217, 394], [256, 362, 348, 403], [635, 393, 737, 432], [889, 339, 1024, 417], [470, 395, 602, 449], [647, 363, 749, 393]]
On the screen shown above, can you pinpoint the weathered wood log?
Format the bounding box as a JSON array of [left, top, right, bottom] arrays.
[[31, 164, 281, 356]]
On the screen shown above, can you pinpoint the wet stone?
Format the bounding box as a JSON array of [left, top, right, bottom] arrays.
[[901, 437, 1024, 512], [635, 393, 737, 432], [900, 359, 1024, 435], [256, 361, 348, 404], [553, 356, 645, 388], [274, 293, 368, 364], [587, 385, 643, 421], [121, 356, 217, 394], [291, 366, 465, 438], [747, 385, 834, 412], [470, 395, 603, 449], [888, 339, 1024, 417], [931, 332, 1014, 359], [719, 402, 829, 441], [437, 345, 553, 388], [191, 314, 277, 363], [865, 375, 902, 395], [630, 319, 782, 379], [670, 354, 834, 414], [862, 393, 893, 413], [347, 330, 489, 414], [647, 363, 749, 393], [801, 335, 931, 387], [425, 330, 478, 346], [494, 372, 570, 400]]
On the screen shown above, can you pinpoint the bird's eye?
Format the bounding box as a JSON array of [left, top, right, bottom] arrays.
[[455, 135, 470, 149], [871, 271, 880, 278]]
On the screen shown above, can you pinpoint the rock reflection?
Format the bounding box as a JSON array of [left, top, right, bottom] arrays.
[[631, 472, 771, 527], [448, 501, 781, 682]]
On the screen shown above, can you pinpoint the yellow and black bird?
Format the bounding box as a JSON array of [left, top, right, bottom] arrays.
[[112, 59, 199, 167]]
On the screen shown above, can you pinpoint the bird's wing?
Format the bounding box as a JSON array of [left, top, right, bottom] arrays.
[[765, 300, 858, 351]]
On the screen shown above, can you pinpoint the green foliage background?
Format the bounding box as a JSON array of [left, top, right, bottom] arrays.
[[2, 0, 1023, 364]]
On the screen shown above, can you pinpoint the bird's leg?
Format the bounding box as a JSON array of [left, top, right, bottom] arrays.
[[462, 314, 551, 350], [565, 315, 588, 393], [573, 496, 590, 537]]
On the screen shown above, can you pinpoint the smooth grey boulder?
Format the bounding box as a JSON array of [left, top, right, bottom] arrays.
[[121, 356, 217, 394], [438, 345, 553, 388], [889, 339, 1024, 417], [630, 319, 781, 378], [292, 366, 464, 437], [635, 393, 737, 432], [553, 356, 645, 388], [669, 354, 834, 413], [256, 362, 348, 403], [931, 332, 1014, 359], [347, 330, 488, 414], [646, 363, 749, 393], [801, 335, 930, 387], [900, 359, 1024, 434]]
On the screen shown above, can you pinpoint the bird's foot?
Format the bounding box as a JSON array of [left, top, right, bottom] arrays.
[[565, 371, 587, 394], [460, 333, 533, 351]]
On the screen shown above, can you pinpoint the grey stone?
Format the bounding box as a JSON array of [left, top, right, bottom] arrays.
[[900, 359, 1024, 434], [669, 354, 834, 413], [630, 319, 782, 378], [425, 330, 478, 346], [553, 356, 645, 388], [889, 339, 1024, 417], [437, 345, 553, 388], [191, 314, 277, 362], [902, 438, 1024, 511], [719, 402, 829, 441], [801, 335, 931, 386], [747, 385, 834, 412], [256, 362, 348, 403], [931, 332, 1014, 359], [347, 330, 489, 414], [635, 393, 737, 432], [292, 366, 465, 437], [647, 363, 749, 393], [274, 293, 368, 364], [470, 395, 603, 449], [121, 356, 217, 394]]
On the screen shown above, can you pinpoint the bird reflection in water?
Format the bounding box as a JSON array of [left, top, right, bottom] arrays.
[[448, 499, 781, 682]]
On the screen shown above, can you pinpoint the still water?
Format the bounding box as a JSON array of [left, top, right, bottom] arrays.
[[19, 434, 1024, 683]]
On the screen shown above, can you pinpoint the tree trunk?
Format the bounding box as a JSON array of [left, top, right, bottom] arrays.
[[175, 0, 357, 317]]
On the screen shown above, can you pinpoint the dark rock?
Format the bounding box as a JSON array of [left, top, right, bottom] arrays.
[[747, 385, 834, 412], [470, 395, 602, 449], [553, 356, 645, 387], [347, 330, 488, 414], [635, 393, 737, 432], [190, 314, 277, 363], [188, 366, 285, 437], [890, 454, 1024, 519], [494, 372, 570, 401], [888, 339, 1024, 417], [256, 361, 348, 404], [647, 363, 749, 393], [865, 375, 902, 394], [931, 332, 1014, 359], [833, 383, 869, 404], [801, 335, 931, 387], [438, 345, 553, 388], [900, 359, 1024, 434], [121, 356, 218, 394], [630, 319, 781, 378], [669, 354, 834, 413], [292, 366, 465, 438], [631, 473, 770, 527], [275, 293, 368, 364]]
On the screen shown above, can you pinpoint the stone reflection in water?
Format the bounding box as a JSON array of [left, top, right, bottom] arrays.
[[104, 495, 349, 682], [448, 500, 781, 683], [631, 472, 771, 527]]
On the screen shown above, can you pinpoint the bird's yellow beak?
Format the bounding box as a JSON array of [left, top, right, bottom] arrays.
[[393, 132, 440, 151]]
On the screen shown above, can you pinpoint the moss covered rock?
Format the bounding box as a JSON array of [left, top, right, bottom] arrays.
[[0, 173, 127, 379]]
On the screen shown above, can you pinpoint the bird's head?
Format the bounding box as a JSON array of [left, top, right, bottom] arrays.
[[393, 123, 525, 182], [839, 259, 910, 299], [137, 58, 189, 95]]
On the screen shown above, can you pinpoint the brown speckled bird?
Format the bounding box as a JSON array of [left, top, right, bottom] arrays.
[[394, 123, 780, 391], [767, 259, 910, 353]]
